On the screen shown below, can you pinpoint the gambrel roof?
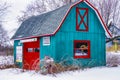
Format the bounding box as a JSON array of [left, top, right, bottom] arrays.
[[12, 0, 112, 40]]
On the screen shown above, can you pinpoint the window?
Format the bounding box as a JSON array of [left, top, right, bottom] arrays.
[[74, 40, 90, 58], [27, 48, 39, 52], [76, 7, 88, 31], [16, 46, 22, 62], [28, 48, 33, 52], [34, 48, 39, 52], [43, 37, 50, 46]]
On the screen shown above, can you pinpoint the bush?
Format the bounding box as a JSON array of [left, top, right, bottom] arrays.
[[40, 56, 81, 75], [40, 56, 57, 75], [0, 64, 18, 69]]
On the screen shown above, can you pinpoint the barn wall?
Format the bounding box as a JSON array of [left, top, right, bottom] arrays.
[[53, 2, 106, 67], [40, 37, 56, 60]]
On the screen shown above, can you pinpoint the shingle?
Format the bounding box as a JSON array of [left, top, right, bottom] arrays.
[[12, 3, 72, 39]]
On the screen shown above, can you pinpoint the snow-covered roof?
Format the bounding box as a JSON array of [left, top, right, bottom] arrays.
[[12, 0, 112, 40]]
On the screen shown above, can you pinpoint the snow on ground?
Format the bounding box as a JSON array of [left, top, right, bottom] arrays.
[[107, 51, 120, 65], [0, 52, 120, 80], [0, 56, 14, 66], [107, 51, 120, 55], [0, 67, 120, 80]]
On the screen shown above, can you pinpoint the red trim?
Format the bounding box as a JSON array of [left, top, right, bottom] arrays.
[[74, 40, 90, 59], [76, 7, 88, 31], [85, 0, 112, 37], [13, 0, 112, 40], [76, 7, 79, 30]]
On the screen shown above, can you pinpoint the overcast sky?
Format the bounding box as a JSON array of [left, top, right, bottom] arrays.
[[0, 0, 34, 37]]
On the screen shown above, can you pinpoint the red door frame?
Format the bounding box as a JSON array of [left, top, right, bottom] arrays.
[[23, 38, 40, 70]]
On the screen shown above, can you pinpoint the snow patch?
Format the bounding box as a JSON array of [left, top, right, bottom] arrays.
[[0, 67, 120, 80], [0, 56, 14, 66]]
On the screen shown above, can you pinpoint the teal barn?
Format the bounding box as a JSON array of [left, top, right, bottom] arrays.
[[12, 0, 112, 70]]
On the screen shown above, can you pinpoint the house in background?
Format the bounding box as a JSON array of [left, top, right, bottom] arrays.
[[12, 0, 112, 70]]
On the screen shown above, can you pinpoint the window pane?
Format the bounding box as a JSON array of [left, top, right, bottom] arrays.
[[35, 48, 39, 52], [75, 49, 88, 56], [75, 42, 88, 48], [28, 48, 33, 52]]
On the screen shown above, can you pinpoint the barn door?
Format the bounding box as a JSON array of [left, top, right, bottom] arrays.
[[23, 39, 40, 70]]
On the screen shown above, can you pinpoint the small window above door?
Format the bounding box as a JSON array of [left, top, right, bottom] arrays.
[[34, 48, 39, 52], [28, 48, 33, 52], [27, 48, 39, 53]]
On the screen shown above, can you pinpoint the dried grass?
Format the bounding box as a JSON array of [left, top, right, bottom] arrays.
[[0, 64, 18, 69], [106, 45, 120, 52]]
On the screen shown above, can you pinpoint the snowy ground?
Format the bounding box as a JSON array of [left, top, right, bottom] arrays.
[[107, 51, 120, 55], [0, 52, 120, 80], [0, 67, 120, 80], [106, 51, 120, 66]]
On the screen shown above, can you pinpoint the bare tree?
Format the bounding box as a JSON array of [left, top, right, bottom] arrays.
[[95, 0, 120, 28], [0, 2, 10, 22], [0, 24, 9, 47], [112, 0, 120, 27], [0, 23, 12, 55], [17, 0, 73, 23], [88, 0, 120, 42], [96, 0, 120, 42], [0, 1, 11, 53]]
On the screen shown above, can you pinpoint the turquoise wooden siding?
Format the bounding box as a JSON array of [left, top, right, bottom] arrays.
[[14, 40, 23, 68], [49, 2, 106, 67], [40, 37, 56, 60]]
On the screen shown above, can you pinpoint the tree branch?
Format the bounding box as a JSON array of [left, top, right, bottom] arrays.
[[106, 36, 120, 43]]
